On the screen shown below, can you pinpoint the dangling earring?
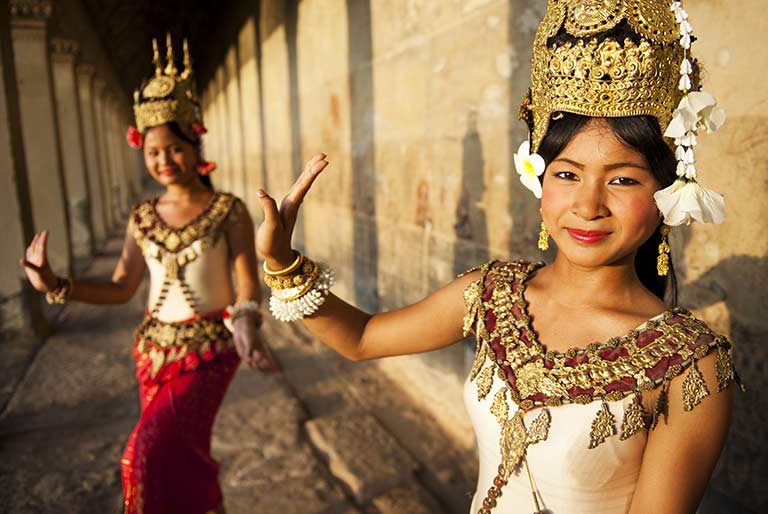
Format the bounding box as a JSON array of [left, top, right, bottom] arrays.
[[538, 221, 549, 251], [657, 224, 671, 276]]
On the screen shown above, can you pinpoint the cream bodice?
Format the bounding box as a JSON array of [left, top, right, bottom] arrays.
[[465, 376, 645, 513], [144, 235, 234, 321], [130, 193, 240, 322], [461, 260, 739, 514]]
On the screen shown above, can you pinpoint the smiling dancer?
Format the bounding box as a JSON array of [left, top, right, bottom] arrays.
[[21, 35, 278, 514], [253, 1, 740, 513]]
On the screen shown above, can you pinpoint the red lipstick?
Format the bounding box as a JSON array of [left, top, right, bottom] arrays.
[[567, 228, 610, 244], [158, 167, 177, 177]]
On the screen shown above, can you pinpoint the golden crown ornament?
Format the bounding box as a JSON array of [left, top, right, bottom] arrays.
[[127, 34, 207, 148], [514, 0, 726, 228]]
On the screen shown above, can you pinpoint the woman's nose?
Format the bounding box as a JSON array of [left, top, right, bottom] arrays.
[[571, 183, 609, 220]]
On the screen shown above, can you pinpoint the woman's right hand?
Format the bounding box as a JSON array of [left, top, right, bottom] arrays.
[[20, 230, 58, 292], [255, 153, 329, 269]]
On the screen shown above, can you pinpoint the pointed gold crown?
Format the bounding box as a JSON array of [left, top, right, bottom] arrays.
[[524, 0, 695, 152], [133, 34, 201, 140]]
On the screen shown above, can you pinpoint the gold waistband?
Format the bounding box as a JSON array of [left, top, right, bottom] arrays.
[[135, 315, 231, 348]]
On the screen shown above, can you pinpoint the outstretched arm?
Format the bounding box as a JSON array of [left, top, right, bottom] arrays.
[[256, 153, 475, 361], [227, 199, 280, 372], [21, 224, 146, 305]]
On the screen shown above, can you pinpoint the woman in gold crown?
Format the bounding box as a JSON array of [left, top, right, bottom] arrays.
[[255, 1, 738, 513], [20, 35, 278, 514]]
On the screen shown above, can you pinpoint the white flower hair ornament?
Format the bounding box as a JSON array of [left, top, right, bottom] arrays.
[[514, 140, 546, 199], [654, 1, 726, 227]]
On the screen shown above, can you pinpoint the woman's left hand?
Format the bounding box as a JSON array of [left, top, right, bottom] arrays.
[[232, 314, 281, 372]]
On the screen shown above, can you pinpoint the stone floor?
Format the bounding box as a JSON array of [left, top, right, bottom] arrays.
[[0, 236, 477, 514]]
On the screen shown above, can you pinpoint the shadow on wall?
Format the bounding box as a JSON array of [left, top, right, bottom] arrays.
[[346, 0, 379, 313], [453, 109, 489, 278], [284, 0, 305, 253], [681, 253, 768, 514]]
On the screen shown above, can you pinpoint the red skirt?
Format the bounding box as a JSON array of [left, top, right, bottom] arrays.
[[122, 313, 239, 514]]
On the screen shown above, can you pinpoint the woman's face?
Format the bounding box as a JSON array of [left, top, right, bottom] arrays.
[[143, 125, 199, 186], [541, 118, 662, 269]]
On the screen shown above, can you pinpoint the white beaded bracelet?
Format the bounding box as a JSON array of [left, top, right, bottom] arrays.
[[268, 263, 335, 322], [224, 300, 262, 332]]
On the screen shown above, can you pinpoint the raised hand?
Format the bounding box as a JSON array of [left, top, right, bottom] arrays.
[[20, 230, 58, 292], [256, 153, 329, 269]]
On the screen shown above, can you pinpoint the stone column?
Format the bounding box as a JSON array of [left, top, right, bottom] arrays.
[[105, 95, 128, 216], [75, 63, 108, 245], [50, 37, 92, 258], [214, 66, 231, 192], [92, 78, 115, 230], [225, 46, 245, 197], [121, 109, 141, 199], [0, 1, 46, 337], [9, 0, 72, 275]]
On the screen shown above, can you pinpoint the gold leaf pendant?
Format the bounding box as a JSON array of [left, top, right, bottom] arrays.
[[589, 402, 616, 449], [500, 411, 528, 477], [476, 366, 495, 401], [682, 360, 710, 411], [620, 394, 648, 440]]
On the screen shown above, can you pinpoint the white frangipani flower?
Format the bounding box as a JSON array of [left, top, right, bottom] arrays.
[[513, 140, 545, 199], [664, 91, 726, 139], [654, 179, 725, 226]]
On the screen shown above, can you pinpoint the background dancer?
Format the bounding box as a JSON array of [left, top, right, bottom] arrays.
[[21, 35, 278, 514]]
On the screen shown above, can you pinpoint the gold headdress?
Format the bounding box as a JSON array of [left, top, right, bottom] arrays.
[[515, 0, 726, 228], [131, 34, 203, 141], [523, 0, 685, 152]]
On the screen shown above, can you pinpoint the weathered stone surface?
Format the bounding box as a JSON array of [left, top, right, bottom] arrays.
[[372, 482, 445, 514], [213, 386, 306, 456], [221, 445, 352, 514], [305, 412, 419, 503]]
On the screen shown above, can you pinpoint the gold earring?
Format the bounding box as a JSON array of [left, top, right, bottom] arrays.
[[657, 224, 671, 276], [538, 221, 549, 251]]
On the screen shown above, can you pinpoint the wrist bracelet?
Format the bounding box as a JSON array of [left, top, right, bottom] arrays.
[[263, 250, 303, 276], [224, 300, 262, 332], [45, 277, 72, 305], [269, 262, 334, 322]]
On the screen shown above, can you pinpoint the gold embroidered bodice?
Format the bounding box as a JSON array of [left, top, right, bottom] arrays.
[[462, 260, 740, 513], [130, 192, 239, 321]]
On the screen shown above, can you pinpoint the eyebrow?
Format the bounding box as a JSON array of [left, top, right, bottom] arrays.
[[551, 157, 649, 171]]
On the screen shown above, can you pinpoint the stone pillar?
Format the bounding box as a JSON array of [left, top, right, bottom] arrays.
[[92, 78, 115, 230], [75, 63, 108, 245], [225, 46, 246, 197], [50, 37, 92, 258], [105, 95, 128, 216], [121, 109, 141, 199], [0, 1, 46, 337], [214, 66, 231, 192], [9, 0, 72, 275]]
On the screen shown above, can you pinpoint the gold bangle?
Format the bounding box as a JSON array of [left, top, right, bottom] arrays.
[[263, 250, 303, 276], [263, 259, 317, 290]]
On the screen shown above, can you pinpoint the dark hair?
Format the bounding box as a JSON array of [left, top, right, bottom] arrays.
[[143, 121, 214, 190], [537, 113, 678, 305]]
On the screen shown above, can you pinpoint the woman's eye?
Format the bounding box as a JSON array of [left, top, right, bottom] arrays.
[[609, 177, 639, 186], [554, 171, 578, 181]]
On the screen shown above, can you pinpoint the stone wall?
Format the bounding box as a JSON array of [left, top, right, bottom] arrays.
[[200, 1, 766, 510]]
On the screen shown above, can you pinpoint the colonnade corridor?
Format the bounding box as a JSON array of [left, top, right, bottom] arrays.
[[1, 1, 766, 513]]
